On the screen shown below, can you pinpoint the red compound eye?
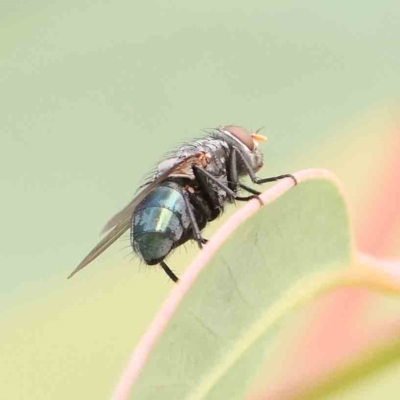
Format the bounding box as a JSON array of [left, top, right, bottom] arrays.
[[221, 125, 255, 150]]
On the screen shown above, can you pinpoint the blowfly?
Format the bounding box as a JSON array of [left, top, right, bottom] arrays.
[[69, 125, 296, 282]]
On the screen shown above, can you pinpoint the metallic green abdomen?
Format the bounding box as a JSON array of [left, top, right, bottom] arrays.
[[131, 183, 190, 264]]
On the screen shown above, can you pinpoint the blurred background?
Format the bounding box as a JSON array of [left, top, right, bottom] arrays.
[[1, 1, 399, 399]]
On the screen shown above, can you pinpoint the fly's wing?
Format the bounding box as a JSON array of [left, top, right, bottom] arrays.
[[67, 219, 130, 279], [68, 153, 203, 279], [101, 154, 202, 233]]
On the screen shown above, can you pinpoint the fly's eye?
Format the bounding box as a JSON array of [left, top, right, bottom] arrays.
[[221, 125, 255, 150]]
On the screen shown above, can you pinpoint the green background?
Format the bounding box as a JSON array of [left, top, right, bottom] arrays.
[[1, 1, 399, 399]]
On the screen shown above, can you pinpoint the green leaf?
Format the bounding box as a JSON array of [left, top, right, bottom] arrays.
[[188, 267, 400, 400], [272, 254, 400, 400], [118, 172, 356, 400], [290, 317, 400, 400]]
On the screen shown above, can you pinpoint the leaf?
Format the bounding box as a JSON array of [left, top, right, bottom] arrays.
[[260, 254, 400, 400], [293, 331, 400, 400], [111, 169, 356, 400]]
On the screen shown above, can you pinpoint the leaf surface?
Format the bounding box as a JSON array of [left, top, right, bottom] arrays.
[[113, 169, 354, 400]]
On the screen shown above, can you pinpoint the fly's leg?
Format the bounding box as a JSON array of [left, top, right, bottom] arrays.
[[255, 174, 297, 184], [239, 183, 261, 196], [227, 146, 239, 192], [228, 148, 261, 201], [158, 192, 205, 283], [183, 191, 208, 249], [192, 164, 222, 219], [234, 194, 259, 201], [160, 261, 179, 283], [228, 149, 261, 198], [232, 147, 298, 186], [192, 165, 257, 202]]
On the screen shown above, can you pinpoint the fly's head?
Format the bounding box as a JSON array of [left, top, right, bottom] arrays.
[[216, 125, 266, 172]]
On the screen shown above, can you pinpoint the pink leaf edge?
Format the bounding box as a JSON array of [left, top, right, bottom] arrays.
[[246, 252, 400, 400], [357, 252, 400, 281], [111, 168, 343, 400]]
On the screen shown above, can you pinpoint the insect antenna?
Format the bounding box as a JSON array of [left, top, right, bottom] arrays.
[[255, 126, 265, 134]]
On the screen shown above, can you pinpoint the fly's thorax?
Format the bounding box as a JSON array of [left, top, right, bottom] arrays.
[[198, 138, 232, 208]]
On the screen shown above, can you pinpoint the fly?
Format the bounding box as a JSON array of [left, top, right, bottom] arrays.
[[69, 125, 296, 282]]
